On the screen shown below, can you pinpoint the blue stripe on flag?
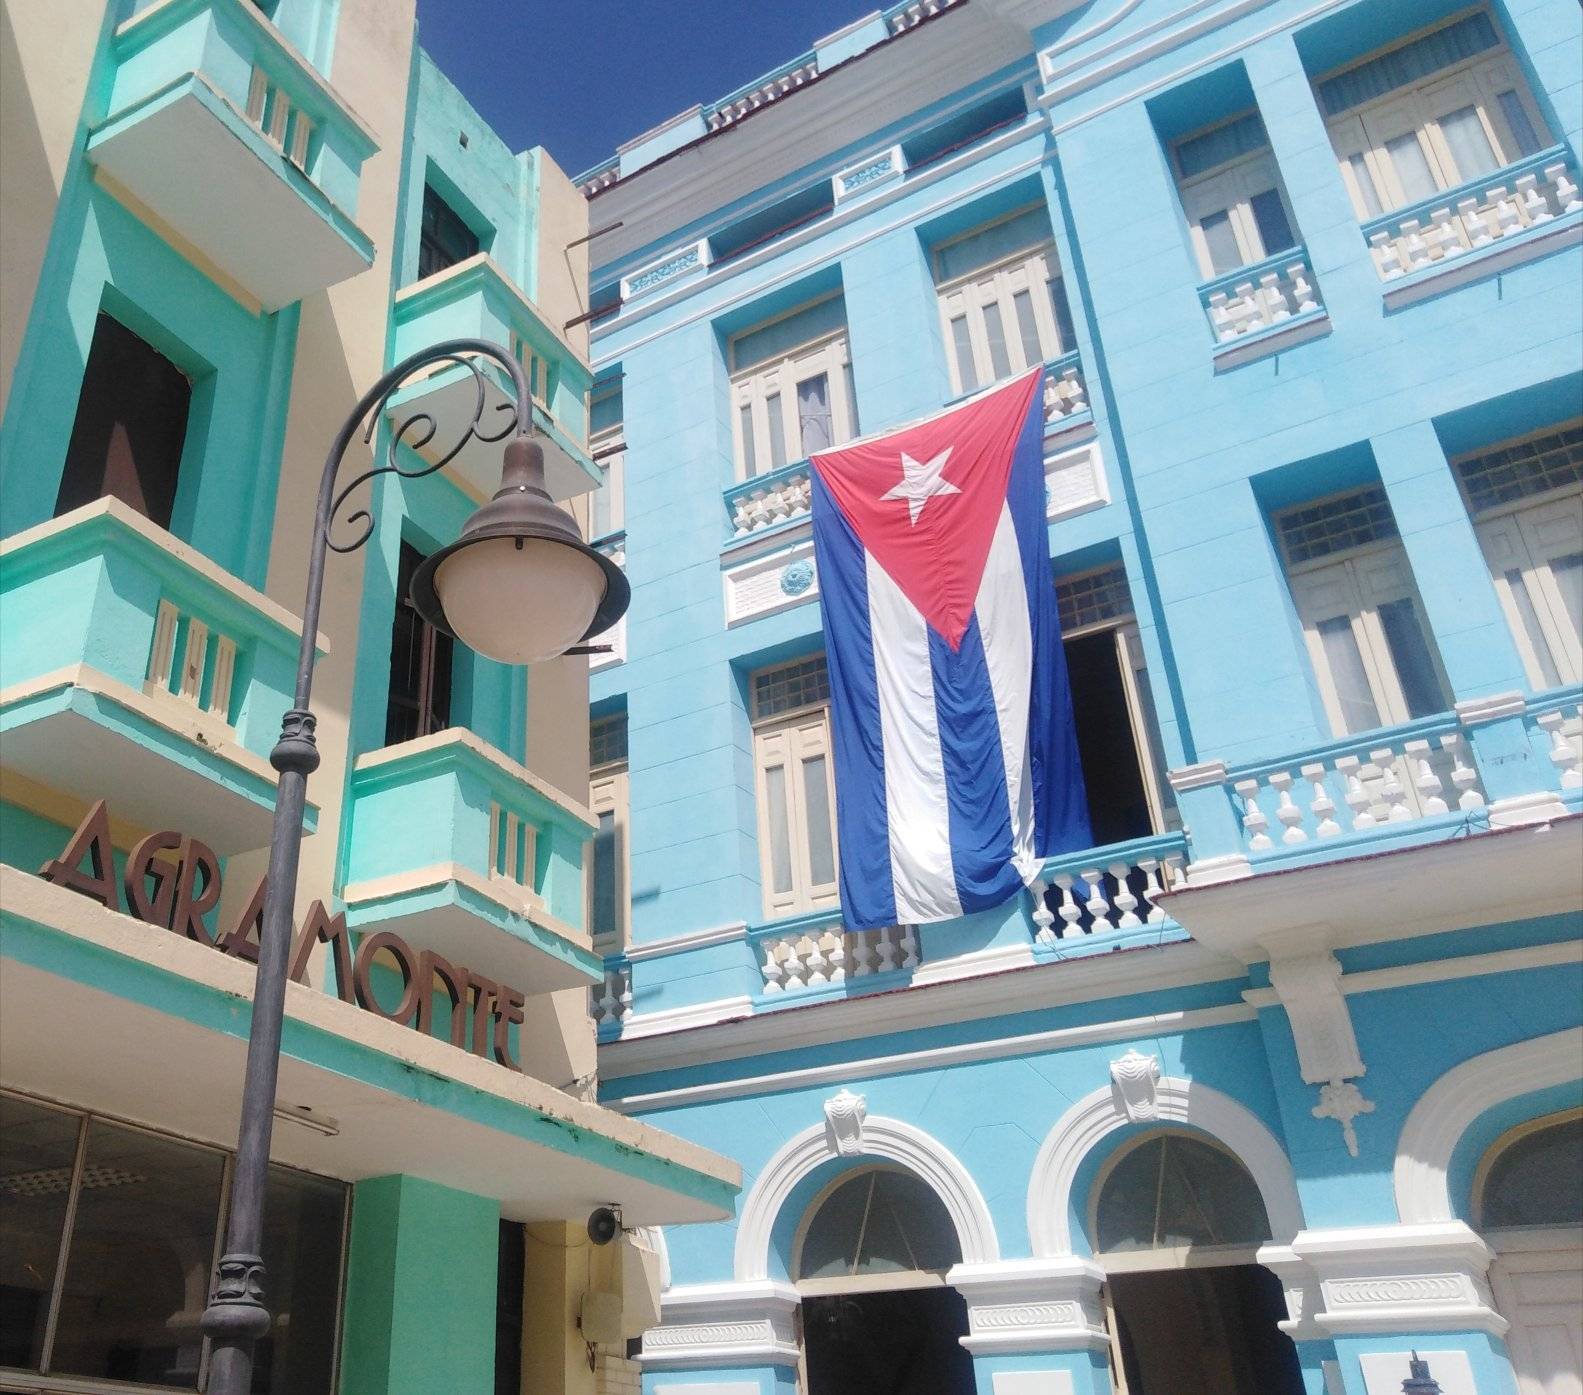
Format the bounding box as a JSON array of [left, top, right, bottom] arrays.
[[811, 468, 897, 929]]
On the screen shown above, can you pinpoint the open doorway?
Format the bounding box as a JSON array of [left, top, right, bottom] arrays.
[[1093, 1131, 1305, 1395], [795, 1166, 976, 1395]]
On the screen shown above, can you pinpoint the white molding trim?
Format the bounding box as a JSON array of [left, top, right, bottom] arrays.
[[909, 939, 1036, 984], [613, 995, 755, 1041], [1026, 1075, 1306, 1255], [734, 1112, 1000, 1281], [638, 1279, 801, 1370], [1394, 1027, 1583, 1226], [622, 921, 749, 963], [950, 1256, 1109, 1354], [604, 1003, 1256, 1115]]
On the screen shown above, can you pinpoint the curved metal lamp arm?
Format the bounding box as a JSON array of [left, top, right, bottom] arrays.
[[201, 338, 529, 1393]]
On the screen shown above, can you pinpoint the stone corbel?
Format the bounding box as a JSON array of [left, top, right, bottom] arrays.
[[1269, 950, 1374, 1157], [949, 1257, 1109, 1355]]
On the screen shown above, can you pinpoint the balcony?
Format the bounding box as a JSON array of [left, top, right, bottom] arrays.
[[387, 255, 600, 502], [342, 730, 602, 993], [0, 500, 321, 853], [1362, 146, 1582, 308], [85, 0, 377, 311], [1029, 832, 1188, 952], [751, 910, 920, 1001], [1198, 245, 1328, 366]]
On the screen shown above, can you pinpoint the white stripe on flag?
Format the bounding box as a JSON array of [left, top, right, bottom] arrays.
[[975, 504, 1038, 882], [865, 553, 964, 924]]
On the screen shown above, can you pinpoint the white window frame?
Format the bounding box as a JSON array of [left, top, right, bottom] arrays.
[[587, 763, 629, 954], [729, 321, 856, 481], [1284, 522, 1452, 737], [751, 666, 839, 920], [935, 231, 1069, 397], [1176, 146, 1298, 280], [1323, 26, 1551, 220], [588, 423, 625, 542]]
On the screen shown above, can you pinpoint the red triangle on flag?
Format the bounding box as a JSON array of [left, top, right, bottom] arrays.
[[811, 369, 1042, 650]]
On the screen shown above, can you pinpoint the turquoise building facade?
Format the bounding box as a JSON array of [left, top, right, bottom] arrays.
[[575, 1, 1583, 1393]]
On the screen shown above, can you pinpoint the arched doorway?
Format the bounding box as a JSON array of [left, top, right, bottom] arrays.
[[1476, 1109, 1583, 1395], [793, 1165, 976, 1395], [1090, 1131, 1305, 1395]]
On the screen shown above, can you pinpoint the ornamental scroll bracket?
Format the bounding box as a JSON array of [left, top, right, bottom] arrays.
[[1109, 1049, 1161, 1122]]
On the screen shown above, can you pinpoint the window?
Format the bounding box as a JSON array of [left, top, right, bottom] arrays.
[[1456, 423, 1583, 689], [55, 312, 192, 531], [1173, 114, 1300, 279], [1477, 1112, 1583, 1230], [1319, 12, 1550, 220], [0, 1092, 347, 1393], [418, 183, 480, 280], [385, 539, 455, 746], [1055, 566, 1178, 845], [933, 207, 1076, 396], [1278, 488, 1452, 736], [588, 713, 629, 953], [1094, 1132, 1273, 1257], [751, 657, 838, 918], [729, 297, 857, 480], [589, 385, 625, 542], [796, 1168, 963, 1285]]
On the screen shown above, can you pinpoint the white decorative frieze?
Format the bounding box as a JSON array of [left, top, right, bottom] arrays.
[[1109, 1049, 1161, 1122], [952, 1258, 1109, 1355], [639, 1281, 800, 1369], [723, 531, 818, 626], [835, 145, 906, 201], [620, 238, 712, 302], [1044, 439, 1108, 521], [823, 1089, 867, 1156]]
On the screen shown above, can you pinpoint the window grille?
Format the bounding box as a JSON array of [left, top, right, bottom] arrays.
[[1277, 487, 1399, 565], [752, 656, 829, 720], [1456, 424, 1583, 514], [1056, 565, 1133, 632], [590, 712, 628, 768]]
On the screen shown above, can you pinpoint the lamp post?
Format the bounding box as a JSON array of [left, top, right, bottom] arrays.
[[198, 339, 628, 1391]]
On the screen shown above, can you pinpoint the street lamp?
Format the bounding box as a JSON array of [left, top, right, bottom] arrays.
[[198, 339, 627, 1392]]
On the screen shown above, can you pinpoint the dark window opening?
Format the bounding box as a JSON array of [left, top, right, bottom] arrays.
[[902, 87, 1027, 175], [495, 1220, 524, 1395], [803, 1287, 974, 1395], [1065, 628, 1154, 847], [55, 312, 192, 531], [385, 540, 454, 746], [419, 183, 480, 281]]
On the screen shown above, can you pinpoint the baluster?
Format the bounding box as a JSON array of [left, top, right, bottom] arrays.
[[1081, 869, 1113, 932], [1372, 749, 1412, 821], [851, 931, 876, 976], [1042, 374, 1061, 420], [1139, 859, 1166, 924], [875, 927, 898, 973], [1030, 878, 1057, 945], [1208, 291, 1237, 342], [1109, 864, 1142, 928], [1405, 738, 1447, 815], [1491, 189, 1521, 239], [1064, 369, 1087, 413], [1515, 173, 1551, 224], [1301, 762, 1341, 838], [1231, 284, 1260, 334], [618, 970, 632, 1019], [760, 942, 786, 993], [1548, 163, 1582, 214], [781, 939, 809, 991], [1269, 770, 1308, 843], [1537, 711, 1583, 790], [1428, 209, 1463, 259], [1053, 872, 1082, 937], [1234, 779, 1273, 852], [1336, 755, 1375, 831], [803, 934, 829, 986], [1289, 263, 1318, 313], [1369, 231, 1404, 279], [1457, 197, 1494, 248], [899, 925, 920, 971], [1400, 220, 1432, 270], [1440, 733, 1485, 809], [1258, 271, 1290, 324], [827, 931, 847, 983]]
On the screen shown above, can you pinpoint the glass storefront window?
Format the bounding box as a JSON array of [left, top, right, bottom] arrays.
[[0, 1094, 348, 1392]]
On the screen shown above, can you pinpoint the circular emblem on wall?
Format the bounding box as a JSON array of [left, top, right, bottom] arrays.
[[779, 559, 815, 596]]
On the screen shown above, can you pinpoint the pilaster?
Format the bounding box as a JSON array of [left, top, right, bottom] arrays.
[[1456, 690, 1559, 815]]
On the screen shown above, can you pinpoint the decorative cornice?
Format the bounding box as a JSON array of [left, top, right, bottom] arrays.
[[621, 921, 749, 963], [951, 1257, 1109, 1354], [639, 1280, 800, 1369]]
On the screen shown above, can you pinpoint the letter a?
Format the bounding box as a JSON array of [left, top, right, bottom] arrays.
[[40, 800, 118, 910]]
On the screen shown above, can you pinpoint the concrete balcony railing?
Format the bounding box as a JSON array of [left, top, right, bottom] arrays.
[[388, 255, 599, 503], [1362, 146, 1582, 288], [592, 958, 633, 1032], [85, 0, 377, 311], [1041, 350, 1091, 425], [342, 729, 603, 995], [1029, 833, 1188, 945], [1525, 689, 1583, 800], [1198, 246, 1324, 346], [750, 909, 919, 998], [0, 500, 321, 852]]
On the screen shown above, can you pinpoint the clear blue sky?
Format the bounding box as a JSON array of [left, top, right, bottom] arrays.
[[414, 0, 880, 178]]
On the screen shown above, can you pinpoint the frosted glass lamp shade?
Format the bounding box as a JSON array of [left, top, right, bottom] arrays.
[[433, 536, 605, 665]]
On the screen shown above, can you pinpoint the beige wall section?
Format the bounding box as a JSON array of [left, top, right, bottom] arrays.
[[532, 149, 592, 360], [521, 1221, 603, 1395], [0, 0, 103, 418]]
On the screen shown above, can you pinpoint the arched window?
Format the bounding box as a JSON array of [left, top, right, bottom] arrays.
[[1094, 1132, 1273, 1255], [796, 1167, 962, 1283], [1477, 1111, 1583, 1230]]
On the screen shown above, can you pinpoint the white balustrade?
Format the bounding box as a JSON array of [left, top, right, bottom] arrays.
[[1205, 257, 1321, 343], [759, 923, 918, 993], [707, 58, 819, 130], [1029, 848, 1185, 941], [729, 468, 813, 536], [1367, 158, 1581, 282], [145, 598, 239, 726], [889, 0, 959, 32], [1043, 365, 1089, 421], [1233, 730, 1483, 852], [1535, 705, 1583, 791], [591, 963, 632, 1027]]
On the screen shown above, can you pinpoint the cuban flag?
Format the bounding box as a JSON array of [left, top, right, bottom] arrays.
[[810, 368, 1090, 931]]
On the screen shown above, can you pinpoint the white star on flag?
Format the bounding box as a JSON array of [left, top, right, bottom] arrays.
[[880, 447, 958, 525]]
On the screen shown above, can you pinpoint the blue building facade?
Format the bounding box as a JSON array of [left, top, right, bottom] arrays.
[[576, 1, 1583, 1392]]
